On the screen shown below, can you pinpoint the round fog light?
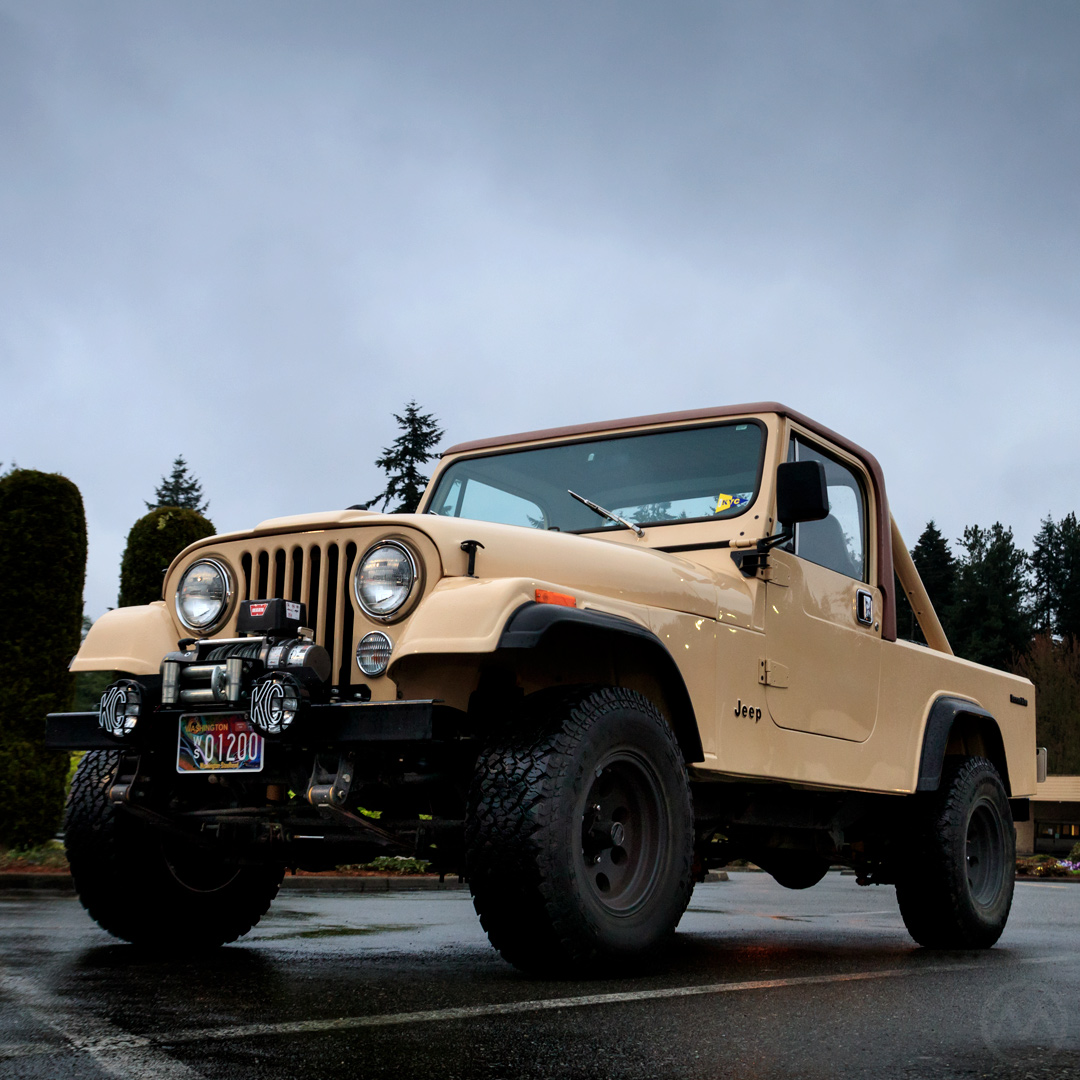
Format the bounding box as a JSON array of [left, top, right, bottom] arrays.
[[99, 680, 143, 738], [250, 672, 304, 735], [356, 631, 392, 676]]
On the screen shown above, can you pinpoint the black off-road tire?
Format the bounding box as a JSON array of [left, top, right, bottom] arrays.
[[895, 756, 1015, 949], [65, 750, 284, 948], [466, 686, 694, 973]]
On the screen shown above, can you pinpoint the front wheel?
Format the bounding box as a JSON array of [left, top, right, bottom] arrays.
[[895, 756, 1015, 949], [65, 751, 284, 948], [466, 687, 694, 973]]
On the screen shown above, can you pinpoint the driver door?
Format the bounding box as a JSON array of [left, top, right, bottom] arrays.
[[763, 436, 882, 743]]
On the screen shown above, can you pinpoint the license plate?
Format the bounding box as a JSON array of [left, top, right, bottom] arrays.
[[177, 714, 264, 774]]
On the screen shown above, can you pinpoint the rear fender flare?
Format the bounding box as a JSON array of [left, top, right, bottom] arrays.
[[916, 695, 1010, 796]]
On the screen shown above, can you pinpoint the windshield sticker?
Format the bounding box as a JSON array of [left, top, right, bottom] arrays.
[[715, 492, 751, 514]]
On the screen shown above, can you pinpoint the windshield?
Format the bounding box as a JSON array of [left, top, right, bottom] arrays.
[[426, 421, 765, 532]]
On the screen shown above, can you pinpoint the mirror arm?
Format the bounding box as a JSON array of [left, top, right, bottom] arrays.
[[730, 528, 793, 577]]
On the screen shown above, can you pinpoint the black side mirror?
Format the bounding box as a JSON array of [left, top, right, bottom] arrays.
[[776, 461, 829, 527]]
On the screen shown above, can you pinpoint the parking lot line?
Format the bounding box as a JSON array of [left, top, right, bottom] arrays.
[[0, 953, 1063, 1065], [0, 966, 201, 1077]]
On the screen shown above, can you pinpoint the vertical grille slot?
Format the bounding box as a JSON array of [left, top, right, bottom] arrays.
[[288, 547, 302, 603], [307, 547, 322, 637], [338, 542, 357, 688], [256, 551, 270, 600], [273, 550, 286, 597], [323, 544, 340, 681]]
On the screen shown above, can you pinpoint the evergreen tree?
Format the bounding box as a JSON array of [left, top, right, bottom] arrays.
[[1029, 515, 1058, 635], [0, 469, 86, 847], [912, 521, 958, 644], [949, 522, 1031, 669], [359, 402, 444, 513], [1058, 513, 1080, 641], [1013, 635, 1080, 774], [1030, 512, 1080, 641], [895, 521, 957, 644], [146, 456, 209, 514]]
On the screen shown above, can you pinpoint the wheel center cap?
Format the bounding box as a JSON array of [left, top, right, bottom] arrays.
[[610, 821, 625, 847]]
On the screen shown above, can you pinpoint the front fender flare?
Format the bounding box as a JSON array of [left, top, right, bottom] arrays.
[[497, 602, 704, 764], [72, 602, 179, 676]]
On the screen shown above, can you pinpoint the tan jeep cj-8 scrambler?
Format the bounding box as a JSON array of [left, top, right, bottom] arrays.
[[50, 403, 1039, 971]]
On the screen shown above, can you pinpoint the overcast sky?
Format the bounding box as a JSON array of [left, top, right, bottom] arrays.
[[2, 0, 1078, 620]]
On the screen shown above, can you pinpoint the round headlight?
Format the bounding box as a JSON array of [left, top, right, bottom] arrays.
[[356, 631, 392, 676], [176, 558, 232, 632], [354, 542, 416, 618]]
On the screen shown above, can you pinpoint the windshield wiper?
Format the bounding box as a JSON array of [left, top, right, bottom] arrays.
[[567, 490, 645, 538]]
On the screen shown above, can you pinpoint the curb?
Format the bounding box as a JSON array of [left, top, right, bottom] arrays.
[[0, 874, 75, 892], [0, 873, 469, 894], [2, 871, 731, 894]]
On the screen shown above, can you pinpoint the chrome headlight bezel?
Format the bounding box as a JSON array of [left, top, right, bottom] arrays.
[[353, 541, 419, 621], [175, 557, 234, 633]]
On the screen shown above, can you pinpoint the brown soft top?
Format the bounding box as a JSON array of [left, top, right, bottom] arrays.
[[438, 402, 896, 642]]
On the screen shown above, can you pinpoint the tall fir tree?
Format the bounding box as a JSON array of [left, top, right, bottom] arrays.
[[146, 456, 209, 514], [895, 521, 957, 643], [359, 402, 444, 513], [949, 522, 1031, 669], [1057, 512, 1080, 641], [1030, 512, 1080, 641], [1030, 515, 1058, 635], [1013, 635, 1080, 775], [912, 520, 958, 643]]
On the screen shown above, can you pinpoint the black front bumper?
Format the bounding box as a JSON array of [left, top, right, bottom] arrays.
[[46, 699, 448, 752]]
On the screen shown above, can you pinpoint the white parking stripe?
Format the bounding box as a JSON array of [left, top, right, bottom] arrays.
[[0, 967, 200, 1077], [1, 953, 1067, 1062]]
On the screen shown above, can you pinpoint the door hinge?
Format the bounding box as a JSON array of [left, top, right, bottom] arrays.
[[759, 658, 789, 688]]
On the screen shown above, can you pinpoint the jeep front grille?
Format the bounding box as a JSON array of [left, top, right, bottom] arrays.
[[238, 540, 358, 688]]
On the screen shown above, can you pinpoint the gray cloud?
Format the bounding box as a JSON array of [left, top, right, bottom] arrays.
[[2, 0, 1078, 617]]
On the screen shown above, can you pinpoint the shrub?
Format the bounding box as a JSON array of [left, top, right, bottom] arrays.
[[0, 470, 85, 847], [338, 856, 432, 875], [118, 507, 214, 607]]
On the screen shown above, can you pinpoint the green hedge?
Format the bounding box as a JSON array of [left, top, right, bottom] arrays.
[[0, 469, 86, 848], [118, 506, 214, 607]]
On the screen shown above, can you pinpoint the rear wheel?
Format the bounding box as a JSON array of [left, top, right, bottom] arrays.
[[895, 756, 1014, 949], [466, 687, 694, 973], [65, 750, 283, 948]]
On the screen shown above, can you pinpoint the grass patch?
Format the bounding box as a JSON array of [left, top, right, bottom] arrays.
[[335, 856, 432, 875], [0, 839, 69, 872]]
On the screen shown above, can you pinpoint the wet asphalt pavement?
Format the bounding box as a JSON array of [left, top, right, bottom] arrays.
[[1, 873, 1078, 1080]]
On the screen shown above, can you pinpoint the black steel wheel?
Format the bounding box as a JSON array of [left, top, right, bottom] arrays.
[[65, 750, 283, 948], [895, 756, 1015, 949], [466, 686, 694, 973]]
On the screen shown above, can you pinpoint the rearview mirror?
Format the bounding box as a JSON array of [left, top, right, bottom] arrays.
[[775, 461, 829, 527]]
